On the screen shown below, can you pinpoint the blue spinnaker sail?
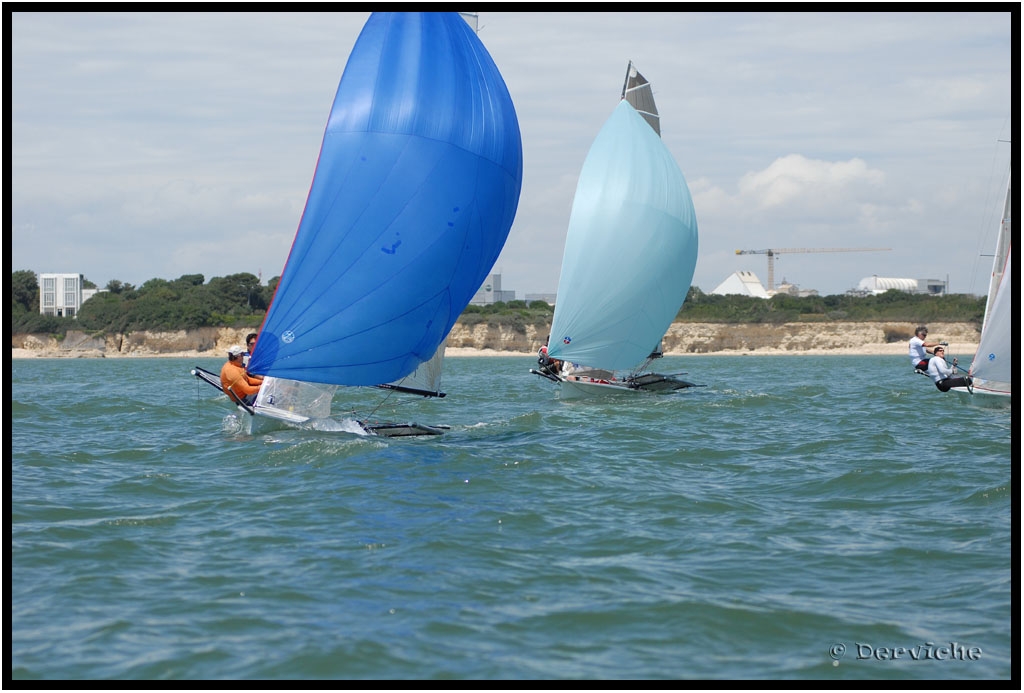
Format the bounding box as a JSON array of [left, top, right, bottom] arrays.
[[547, 99, 698, 371], [248, 12, 522, 385]]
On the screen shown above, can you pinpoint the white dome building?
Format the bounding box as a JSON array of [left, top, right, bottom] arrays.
[[856, 276, 918, 295]]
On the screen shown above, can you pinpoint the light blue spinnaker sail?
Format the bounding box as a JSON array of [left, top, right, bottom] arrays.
[[248, 12, 522, 386], [547, 98, 698, 371]]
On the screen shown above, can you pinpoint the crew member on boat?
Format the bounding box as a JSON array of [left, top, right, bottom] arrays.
[[908, 325, 943, 372], [925, 346, 972, 392], [220, 345, 263, 405], [538, 335, 563, 377]]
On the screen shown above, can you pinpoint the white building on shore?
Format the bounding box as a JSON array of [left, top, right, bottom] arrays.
[[470, 273, 516, 305], [855, 276, 947, 296], [710, 271, 770, 298], [38, 273, 100, 318]]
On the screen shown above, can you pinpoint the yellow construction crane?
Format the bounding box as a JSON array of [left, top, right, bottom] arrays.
[[734, 247, 891, 292]]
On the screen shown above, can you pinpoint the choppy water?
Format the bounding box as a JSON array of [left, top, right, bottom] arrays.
[[10, 355, 1014, 680]]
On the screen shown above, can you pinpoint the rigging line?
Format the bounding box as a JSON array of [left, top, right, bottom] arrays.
[[941, 356, 962, 372], [967, 146, 1010, 296], [195, 380, 205, 425], [361, 384, 399, 420], [630, 352, 663, 379]]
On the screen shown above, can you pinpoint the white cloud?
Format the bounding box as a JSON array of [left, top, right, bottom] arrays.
[[736, 155, 886, 211], [11, 10, 1013, 297]]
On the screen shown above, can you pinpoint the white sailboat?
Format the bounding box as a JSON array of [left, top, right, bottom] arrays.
[[951, 172, 1012, 406], [532, 61, 701, 399]]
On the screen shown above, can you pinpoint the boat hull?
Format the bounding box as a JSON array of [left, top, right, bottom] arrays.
[[361, 422, 449, 437], [193, 367, 447, 436], [243, 407, 447, 436], [949, 385, 1012, 408], [554, 372, 698, 400]]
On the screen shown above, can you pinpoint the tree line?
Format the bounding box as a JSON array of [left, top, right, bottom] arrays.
[[9, 270, 985, 339], [10, 270, 274, 336]]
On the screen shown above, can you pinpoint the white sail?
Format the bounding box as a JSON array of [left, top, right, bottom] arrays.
[[248, 335, 445, 425], [253, 376, 337, 420], [957, 171, 1012, 403], [378, 345, 446, 397], [970, 252, 1012, 391], [981, 173, 1011, 332]]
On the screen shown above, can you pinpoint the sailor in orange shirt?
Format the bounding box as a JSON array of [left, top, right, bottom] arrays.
[[220, 344, 263, 405]]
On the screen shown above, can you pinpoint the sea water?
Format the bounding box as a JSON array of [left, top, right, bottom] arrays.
[[10, 355, 1014, 680]]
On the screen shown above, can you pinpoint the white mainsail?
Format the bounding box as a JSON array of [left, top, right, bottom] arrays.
[[252, 344, 446, 422], [967, 174, 1012, 397], [253, 377, 337, 420], [378, 345, 446, 398]]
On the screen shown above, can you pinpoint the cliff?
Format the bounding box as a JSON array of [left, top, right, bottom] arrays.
[[446, 321, 980, 356], [11, 321, 981, 358]]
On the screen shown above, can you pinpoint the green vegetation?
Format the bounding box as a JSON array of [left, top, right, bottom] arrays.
[[10, 270, 275, 337], [9, 270, 985, 339], [452, 288, 984, 331], [459, 299, 554, 331], [676, 286, 985, 325]]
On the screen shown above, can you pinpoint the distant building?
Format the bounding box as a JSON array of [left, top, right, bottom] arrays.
[[916, 278, 947, 296], [470, 273, 516, 305], [39, 273, 101, 318], [855, 276, 946, 296], [771, 279, 818, 298], [710, 271, 770, 298], [524, 292, 557, 306]]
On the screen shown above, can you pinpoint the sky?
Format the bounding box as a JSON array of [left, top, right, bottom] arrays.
[[11, 10, 1016, 298]]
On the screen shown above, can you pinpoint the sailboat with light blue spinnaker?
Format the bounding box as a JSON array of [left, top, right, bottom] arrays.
[[534, 61, 702, 399]]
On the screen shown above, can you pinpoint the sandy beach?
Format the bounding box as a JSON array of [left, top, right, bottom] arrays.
[[12, 321, 980, 361], [11, 342, 980, 359]]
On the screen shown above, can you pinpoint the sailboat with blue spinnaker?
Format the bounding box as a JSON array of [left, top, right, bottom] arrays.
[[193, 12, 522, 434]]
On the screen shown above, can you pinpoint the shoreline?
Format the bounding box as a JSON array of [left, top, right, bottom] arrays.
[[11, 343, 980, 359], [13, 322, 980, 361]]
